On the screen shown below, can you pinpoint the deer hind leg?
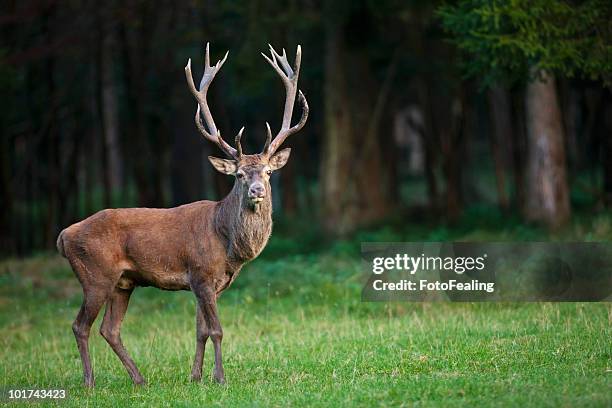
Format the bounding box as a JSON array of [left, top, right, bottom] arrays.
[[72, 286, 110, 388], [67, 249, 122, 388], [190, 306, 210, 382], [100, 287, 145, 385]]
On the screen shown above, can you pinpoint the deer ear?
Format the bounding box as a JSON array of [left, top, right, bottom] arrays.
[[269, 148, 291, 170], [208, 156, 237, 175]]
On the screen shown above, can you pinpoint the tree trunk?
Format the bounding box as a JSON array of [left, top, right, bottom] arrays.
[[321, 24, 357, 235], [440, 91, 466, 223], [320, 20, 391, 235], [488, 85, 511, 211], [524, 71, 571, 227], [416, 82, 439, 212], [281, 159, 297, 216], [0, 123, 13, 254], [44, 6, 61, 248], [561, 81, 580, 170], [511, 90, 527, 212], [171, 79, 205, 205], [119, 3, 161, 208], [100, 23, 122, 197], [600, 92, 612, 207]]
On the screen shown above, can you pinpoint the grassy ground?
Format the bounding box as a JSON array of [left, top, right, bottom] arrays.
[[1, 210, 611, 407]]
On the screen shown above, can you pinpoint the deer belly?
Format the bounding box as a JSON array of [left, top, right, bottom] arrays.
[[119, 267, 190, 291]]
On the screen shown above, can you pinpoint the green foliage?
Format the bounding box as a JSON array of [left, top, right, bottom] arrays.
[[438, 0, 612, 85]]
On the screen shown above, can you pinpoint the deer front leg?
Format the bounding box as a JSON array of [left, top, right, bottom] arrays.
[[190, 307, 209, 382], [191, 282, 225, 384], [210, 310, 225, 385]]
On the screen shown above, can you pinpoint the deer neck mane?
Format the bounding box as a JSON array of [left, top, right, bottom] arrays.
[[214, 181, 273, 264]]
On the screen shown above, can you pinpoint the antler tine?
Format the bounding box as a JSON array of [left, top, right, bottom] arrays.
[[235, 127, 245, 157], [267, 90, 309, 154], [192, 106, 238, 159], [261, 44, 308, 156], [185, 43, 237, 159], [269, 44, 293, 77], [263, 122, 272, 154]]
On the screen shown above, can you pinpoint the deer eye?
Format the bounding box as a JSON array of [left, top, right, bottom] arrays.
[[266, 170, 272, 176], [236, 172, 245, 179]]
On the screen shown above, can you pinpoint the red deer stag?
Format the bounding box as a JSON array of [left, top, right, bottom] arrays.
[[57, 43, 308, 387]]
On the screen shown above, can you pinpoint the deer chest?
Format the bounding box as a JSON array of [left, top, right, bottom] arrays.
[[215, 264, 243, 294]]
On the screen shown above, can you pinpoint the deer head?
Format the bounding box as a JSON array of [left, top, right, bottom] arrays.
[[185, 43, 309, 207]]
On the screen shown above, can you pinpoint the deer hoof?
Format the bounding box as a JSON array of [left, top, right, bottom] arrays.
[[133, 377, 147, 386], [213, 373, 226, 385]]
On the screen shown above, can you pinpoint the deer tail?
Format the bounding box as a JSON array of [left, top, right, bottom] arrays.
[[56, 229, 67, 258]]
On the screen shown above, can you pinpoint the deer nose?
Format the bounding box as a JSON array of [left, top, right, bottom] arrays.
[[248, 183, 265, 199]]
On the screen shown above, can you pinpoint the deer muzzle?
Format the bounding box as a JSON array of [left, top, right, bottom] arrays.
[[248, 182, 266, 203]]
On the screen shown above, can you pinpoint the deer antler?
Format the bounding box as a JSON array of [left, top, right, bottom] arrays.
[[261, 44, 309, 157], [185, 43, 242, 159]]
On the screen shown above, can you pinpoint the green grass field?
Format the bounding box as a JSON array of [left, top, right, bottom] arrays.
[[1, 210, 611, 407]]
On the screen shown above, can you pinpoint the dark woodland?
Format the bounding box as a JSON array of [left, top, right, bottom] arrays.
[[1, 0, 611, 256]]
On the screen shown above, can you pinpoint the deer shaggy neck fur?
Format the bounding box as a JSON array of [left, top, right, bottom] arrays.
[[215, 179, 273, 263]]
